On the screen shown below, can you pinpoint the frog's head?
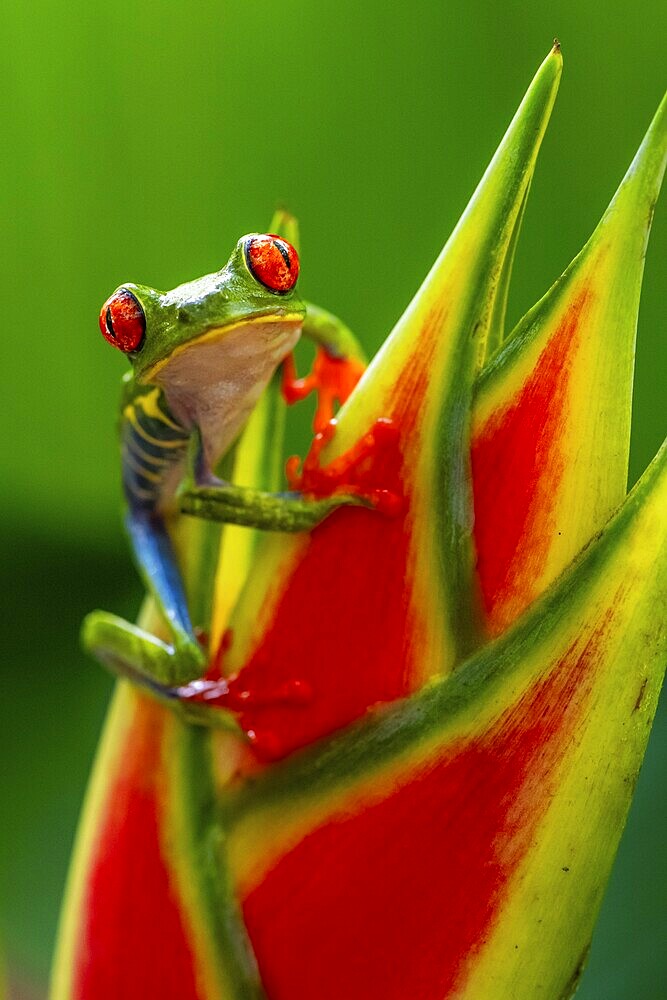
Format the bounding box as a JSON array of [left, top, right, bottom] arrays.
[[99, 233, 304, 385]]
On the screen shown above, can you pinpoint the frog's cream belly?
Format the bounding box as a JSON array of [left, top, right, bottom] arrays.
[[156, 318, 301, 470]]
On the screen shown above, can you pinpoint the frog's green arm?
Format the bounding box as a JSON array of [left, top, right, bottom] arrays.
[[302, 300, 366, 362], [181, 481, 368, 531]]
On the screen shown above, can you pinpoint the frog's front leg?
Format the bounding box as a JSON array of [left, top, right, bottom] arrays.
[[181, 480, 369, 532], [178, 422, 368, 531], [181, 420, 402, 531], [282, 301, 367, 433], [83, 508, 206, 687], [301, 300, 366, 363]]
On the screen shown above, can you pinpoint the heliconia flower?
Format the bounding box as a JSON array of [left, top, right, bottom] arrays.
[[51, 46, 666, 1000]]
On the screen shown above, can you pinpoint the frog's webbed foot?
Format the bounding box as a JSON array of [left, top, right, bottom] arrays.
[[82, 610, 206, 687]]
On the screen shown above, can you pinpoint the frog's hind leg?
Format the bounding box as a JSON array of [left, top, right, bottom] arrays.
[[126, 508, 194, 643], [82, 509, 206, 686], [81, 611, 197, 686]]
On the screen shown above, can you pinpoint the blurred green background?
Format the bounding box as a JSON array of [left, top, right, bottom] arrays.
[[1, 2, 665, 997]]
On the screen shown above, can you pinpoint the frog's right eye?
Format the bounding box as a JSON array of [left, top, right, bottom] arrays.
[[99, 289, 146, 353], [244, 234, 300, 293]]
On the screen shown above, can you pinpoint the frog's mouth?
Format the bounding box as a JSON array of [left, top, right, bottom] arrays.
[[151, 313, 302, 469]]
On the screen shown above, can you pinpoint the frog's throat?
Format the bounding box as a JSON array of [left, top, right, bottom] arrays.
[[141, 313, 303, 382]]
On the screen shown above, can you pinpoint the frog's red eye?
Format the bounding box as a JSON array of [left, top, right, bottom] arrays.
[[244, 234, 300, 294], [99, 289, 146, 352]]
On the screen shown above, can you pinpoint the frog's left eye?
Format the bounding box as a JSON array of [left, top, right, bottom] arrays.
[[99, 289, 146, 352], [244, 234, 300, 294]]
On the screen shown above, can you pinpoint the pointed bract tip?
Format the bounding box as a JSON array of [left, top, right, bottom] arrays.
[[532, 40, 562, 89], [548, 38, 563, 72], [271, 206, 297, 228]]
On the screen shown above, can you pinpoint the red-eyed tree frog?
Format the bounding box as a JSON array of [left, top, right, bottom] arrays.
[[82, 229, 367, 689]]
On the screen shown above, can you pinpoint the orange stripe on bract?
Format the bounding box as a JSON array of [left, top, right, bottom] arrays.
[[472, 289, 589, 635], [74, 694, 203, 1000], [241, 608, 612, 1000]]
